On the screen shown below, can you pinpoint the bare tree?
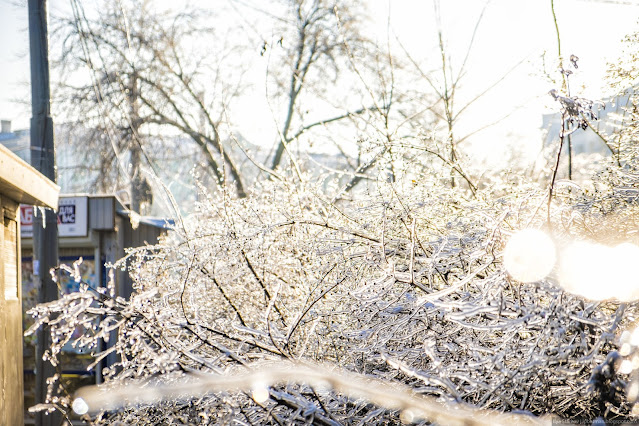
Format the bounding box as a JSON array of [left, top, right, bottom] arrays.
[[51, 0, 509, 214], [52, 0, 249, 204], [229, 0, 376, 173], [53, 0, 398, 204]]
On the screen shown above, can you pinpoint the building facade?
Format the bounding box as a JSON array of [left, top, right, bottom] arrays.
[[0, 144, 59, 426]]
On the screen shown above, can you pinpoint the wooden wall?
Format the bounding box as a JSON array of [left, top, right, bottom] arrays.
[[0, 196, 23, 425]]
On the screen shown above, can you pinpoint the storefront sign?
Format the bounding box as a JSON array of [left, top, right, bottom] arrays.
[[21, 196, 89, 238]]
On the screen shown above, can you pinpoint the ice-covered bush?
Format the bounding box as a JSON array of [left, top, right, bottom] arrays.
[[26, 150, 639, 424]]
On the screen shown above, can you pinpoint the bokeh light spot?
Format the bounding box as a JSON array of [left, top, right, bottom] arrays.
[[251, 385, 269, 403], [72, 397, 89, 415], [503, 229, 556, 283], [559, 242, 639, 301]]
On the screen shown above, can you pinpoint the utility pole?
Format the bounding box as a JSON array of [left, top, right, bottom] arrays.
[[28, 1, 60, 425]]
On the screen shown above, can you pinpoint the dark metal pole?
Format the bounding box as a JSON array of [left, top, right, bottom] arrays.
[[28, 1, 60, 425]]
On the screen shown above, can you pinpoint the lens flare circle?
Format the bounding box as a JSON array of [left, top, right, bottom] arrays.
[[503, 229, 556, 283], [72, 397, 90, 415], [559, 241, 639, 301], [251, 385, 269, 403]]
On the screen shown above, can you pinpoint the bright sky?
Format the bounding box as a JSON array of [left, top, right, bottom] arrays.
[[376, 0, 639, 162], [1, 0, 638, 163], [0, 0, 30, 128]]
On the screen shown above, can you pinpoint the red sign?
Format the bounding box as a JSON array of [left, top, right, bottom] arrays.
[[20, 205, 33, 226]]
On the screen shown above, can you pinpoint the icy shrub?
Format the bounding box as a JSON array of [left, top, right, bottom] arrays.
[[25, 160, 639, 424]]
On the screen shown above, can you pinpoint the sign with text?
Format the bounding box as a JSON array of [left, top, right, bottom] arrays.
[[21, 196, 89, 238], [20, 205, 33, 237]]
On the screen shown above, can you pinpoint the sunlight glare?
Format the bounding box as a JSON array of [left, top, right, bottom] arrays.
[[559, 242, 639, 301], [609, 243, 639, 302], [503, 229, 556, 283], [559, 242, 609, 300]]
